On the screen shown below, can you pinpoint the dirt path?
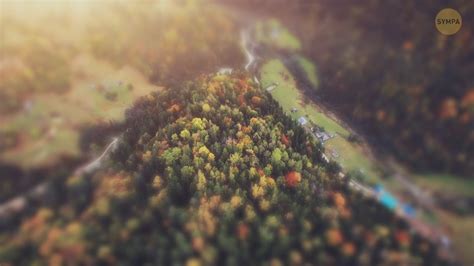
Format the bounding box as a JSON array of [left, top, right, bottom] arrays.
[[0, 137, 119, 220]]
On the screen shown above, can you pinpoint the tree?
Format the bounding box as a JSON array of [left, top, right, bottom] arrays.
[[285, 171, 301, 188], [180, 129, 191, 140], [161, 147, 182, 166], [271, 148, 282, 163]]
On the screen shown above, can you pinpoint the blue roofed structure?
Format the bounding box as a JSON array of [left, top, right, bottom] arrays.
[[402, 204, 416, 218], [298, 116, 308, 125], [380, 192, 398, 210], [373, 184, 398, 210]]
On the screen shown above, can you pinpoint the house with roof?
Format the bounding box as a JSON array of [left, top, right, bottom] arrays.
[[298, 116, 308, 125], [217, 68, 233, 75]]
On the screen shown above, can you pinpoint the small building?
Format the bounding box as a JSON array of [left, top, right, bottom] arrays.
[[374, 185, 399, 211], [315, 131, 331, 143], [265, 84, 277, 92], [298, 116, 308, 125], [402, 203, 416, 218], [380, 192, 398, 210], [217, 68, 233, 75]]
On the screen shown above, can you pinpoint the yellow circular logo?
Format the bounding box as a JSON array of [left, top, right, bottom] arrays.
[[435, 8, 462, 35]]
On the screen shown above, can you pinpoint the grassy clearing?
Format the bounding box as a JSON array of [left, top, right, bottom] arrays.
[[259, 59, 380, 183], [414, 174, 474, 197], [260, 59, 347, 136], [0, 54, 160, 169], [325, 137, 380, 183], [436, 210, 474, 265], [296, 55, 319, 88], [259, 59, 300, 113], [255, 19, 301, 51], [301, 104, 348, 137]]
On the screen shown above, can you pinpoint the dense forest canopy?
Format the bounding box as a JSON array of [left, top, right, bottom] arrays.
[[0, 73, 450, 265]]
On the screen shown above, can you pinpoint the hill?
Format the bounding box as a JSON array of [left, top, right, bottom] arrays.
[[0, 73, 450, 265]]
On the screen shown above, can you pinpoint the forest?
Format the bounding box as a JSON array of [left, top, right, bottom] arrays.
[[0, 73, 450, 265]]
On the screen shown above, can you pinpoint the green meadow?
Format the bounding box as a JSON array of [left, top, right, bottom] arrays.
[[259, 58, 380, 183]]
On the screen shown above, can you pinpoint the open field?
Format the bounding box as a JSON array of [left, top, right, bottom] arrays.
[[414, 174, 474, 197], [436, 210, 474, 264], [254, 19, 301, 51], [295, 55, 319, 88], [1, 0, 242, 171], [259, 60, 347, 134], [325, 138, 380, 183], [0, 54, 159, 169], [259, 59, 380, 183]]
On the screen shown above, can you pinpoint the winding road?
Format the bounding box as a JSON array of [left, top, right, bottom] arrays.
[[0, 137, 120, 220]]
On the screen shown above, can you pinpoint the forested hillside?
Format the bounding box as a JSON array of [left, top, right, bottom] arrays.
[[2, 1, 471, 264], [0, 74, 450, 265]]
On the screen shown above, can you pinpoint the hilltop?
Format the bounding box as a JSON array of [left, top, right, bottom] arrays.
[[0, 73, 450, 265]]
